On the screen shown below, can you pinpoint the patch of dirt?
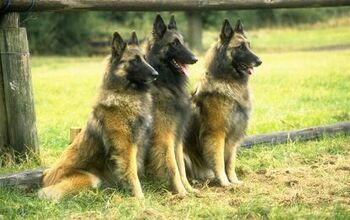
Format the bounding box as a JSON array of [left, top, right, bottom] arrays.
[[137, 208, 166, 220], [193, 153, 350, 209]]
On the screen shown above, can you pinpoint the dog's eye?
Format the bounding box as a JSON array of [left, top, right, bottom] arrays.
[[239, 44, 246, 50], [172, 39, 180, 47], [130, 59, 138, 65]]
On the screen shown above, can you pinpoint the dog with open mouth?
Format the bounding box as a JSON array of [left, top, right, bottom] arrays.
[[183, 19, 262, 187], [144, 14, 198, 196]]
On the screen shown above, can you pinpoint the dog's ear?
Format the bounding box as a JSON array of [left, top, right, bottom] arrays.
[[234, 19, 244, 33], [153, 14, 167, 39], [168, 15, 177, 30], [130, 31, 139, 45], [112, 32, 126, 59], [220, 19, 233, 42]]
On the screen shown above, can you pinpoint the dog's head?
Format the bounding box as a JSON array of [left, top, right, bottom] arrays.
[[107, 31, 158, 89], [211, 19, 262, 80], [150, 14, 198, 76]]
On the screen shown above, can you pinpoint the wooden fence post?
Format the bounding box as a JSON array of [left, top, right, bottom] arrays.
[[185, 11, 203, 52], [0, 13, 38, 158]]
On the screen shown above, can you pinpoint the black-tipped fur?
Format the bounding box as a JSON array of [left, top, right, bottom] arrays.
[[184, 20, 262, 187], [144, 14, 198, 196], [39, 32, 157, 200]]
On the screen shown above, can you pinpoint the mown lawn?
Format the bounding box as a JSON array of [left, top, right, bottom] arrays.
[[1, 21, 350, 219]]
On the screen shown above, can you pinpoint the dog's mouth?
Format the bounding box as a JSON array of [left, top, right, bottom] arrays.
[[237, 63, 255, 75], [140, 78, 156, 84], [170, 59, 190, 76]]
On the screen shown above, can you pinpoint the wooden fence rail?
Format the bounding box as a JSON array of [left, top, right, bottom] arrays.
[[1, 122, 349, 189], [1, 0, 350, 12]]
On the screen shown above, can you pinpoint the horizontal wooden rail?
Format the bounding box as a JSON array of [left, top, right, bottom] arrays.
[[1, 0, 350, 12], [242, 121, 350, 148], [0, 121, 349, 189]]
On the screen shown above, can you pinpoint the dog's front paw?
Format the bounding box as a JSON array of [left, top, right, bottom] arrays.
[[219, 178, 232, 187], [228, 175, 243, 185], [230, 179, 243, 185]]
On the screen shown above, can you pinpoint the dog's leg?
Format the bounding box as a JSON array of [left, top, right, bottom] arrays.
[[163, 138, 187, 196], [110, 139, 144, 198], [175, 142, 198, 193], [202, 132, 231, 187], [38, 171, 101, 201], [150, 131, 187, 196], [225, 142, 242, 185]]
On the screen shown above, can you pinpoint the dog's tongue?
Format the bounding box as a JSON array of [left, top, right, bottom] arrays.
[[179, 63, 190, 76], [248, 66, 255, 75]]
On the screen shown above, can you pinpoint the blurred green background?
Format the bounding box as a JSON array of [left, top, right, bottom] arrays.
[[21, 7, 350, 55]]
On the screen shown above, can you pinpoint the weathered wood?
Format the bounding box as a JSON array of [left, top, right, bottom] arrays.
[[0, 14, 18, 155], [70, 127, 81, 143], [1, 122, 350, 189], [0, 36, 7, 151], [0, 13, 38, 157], [186, 11, 203, 52], [0, 169, 43, 189], [1, 0, 350, 12], [241, 121, 350, 148]]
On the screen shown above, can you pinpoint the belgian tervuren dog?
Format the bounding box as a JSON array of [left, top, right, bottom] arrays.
[[144, 15, 198, 196], [39, 31, 158, 200], [184, 20, 262, 187]]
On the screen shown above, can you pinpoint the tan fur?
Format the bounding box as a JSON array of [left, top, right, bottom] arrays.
[[146, 104, 187, 195], [39, 43, 153, 200], [184, 29, 256, 186], [144, 16, 197, 195], [185, 74, 250, 186]]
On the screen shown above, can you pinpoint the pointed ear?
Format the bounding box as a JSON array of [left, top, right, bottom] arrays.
[[220, 19, 233, 42], [234, 19, 244, 33], [130, 31, 139, 45], [168, 15, 177, 30], [112, 32, 126, 59], [153, 14, 167, 39]]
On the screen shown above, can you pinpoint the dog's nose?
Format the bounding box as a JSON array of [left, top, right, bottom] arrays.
[[190, 55, 198, 64], [255, 59, 262, 67], [151, 70, 159, 77]]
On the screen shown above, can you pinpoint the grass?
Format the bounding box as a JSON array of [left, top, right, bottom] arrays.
[[1, 20, 350, 219]]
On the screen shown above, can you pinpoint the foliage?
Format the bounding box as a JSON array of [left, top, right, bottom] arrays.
[[21, 7, 350, 54], [22, 12, 103, 55]]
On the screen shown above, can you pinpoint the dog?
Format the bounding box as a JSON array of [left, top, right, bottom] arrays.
[[38, 31, 158, 200], [144, 14, 198, 196], [183, 19, 262, 187]]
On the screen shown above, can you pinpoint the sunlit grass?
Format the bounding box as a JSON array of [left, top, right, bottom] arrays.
[[1, 22, 350, 219]]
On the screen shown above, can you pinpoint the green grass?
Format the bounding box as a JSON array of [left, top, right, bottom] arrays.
[[1, 21, 350, 219]]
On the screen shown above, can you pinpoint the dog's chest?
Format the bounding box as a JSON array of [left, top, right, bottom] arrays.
[[225, 99, 251, 140]]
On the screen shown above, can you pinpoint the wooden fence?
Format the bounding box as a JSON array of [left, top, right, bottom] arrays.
[[0, 0, 350, 159]]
